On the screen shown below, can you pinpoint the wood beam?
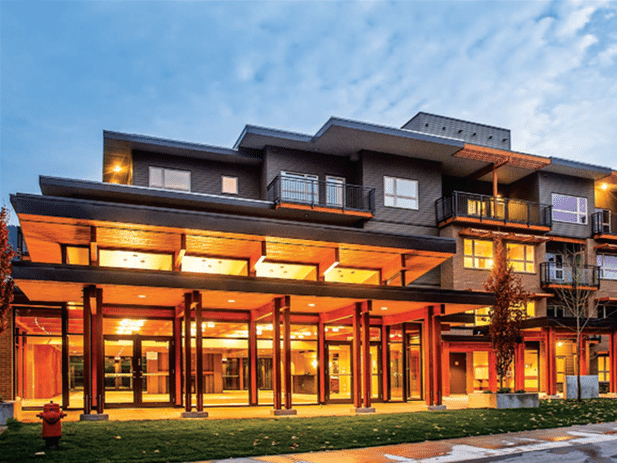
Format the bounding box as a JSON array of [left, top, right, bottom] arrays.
[[464, 159, 509, 184], [90, 226, 98, 266], [249, 241, 267, 277], [174, 233, 186, 271], [252, 301, 274, 321], [353, 302, 362, 409], [318, 248, 340, 281], [321, 303, 356, 324], [194, 291, 203, 412], [382, 307, 429, 326]]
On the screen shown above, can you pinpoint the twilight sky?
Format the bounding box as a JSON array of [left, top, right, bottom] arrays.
[[2, 1, 617, 223]]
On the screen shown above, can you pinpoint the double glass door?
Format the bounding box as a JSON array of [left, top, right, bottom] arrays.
[[325, 343, 353, 402], [104, 336, 174, 407]]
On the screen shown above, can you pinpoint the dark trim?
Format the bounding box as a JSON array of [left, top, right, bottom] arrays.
[[13, 262, 495, 307], [11, 193, 456, 254]]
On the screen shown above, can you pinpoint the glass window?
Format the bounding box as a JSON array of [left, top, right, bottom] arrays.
[[255, 262, 317, 280], [65, 246, 90, 265], [99, 249, 173, 271], [507, 243, 535, 273], [552, 193, 587, 224], [384, 176, 418, 210], [222, 176, 238, 194], [324, 267, 380, 285], [281, 172, 318, 204], [598, 254, 617, 280], [149, 166, 191, 192], [182, 256, 248, 276], [464, 239, 493, 269]]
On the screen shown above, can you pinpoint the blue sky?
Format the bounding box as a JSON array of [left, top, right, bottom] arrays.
[[2, 1, 617, 223]]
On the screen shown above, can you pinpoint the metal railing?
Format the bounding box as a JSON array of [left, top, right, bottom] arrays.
[[267, 176, 375, 213], [592, 211, 617, 236], [539, 262, 600, 289], [435, 191, 552, 228]]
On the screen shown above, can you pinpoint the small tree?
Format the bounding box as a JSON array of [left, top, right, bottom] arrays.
[[0, 206, 16, 335], [484, 237, 530, 390], [551, 248, 597, 402]]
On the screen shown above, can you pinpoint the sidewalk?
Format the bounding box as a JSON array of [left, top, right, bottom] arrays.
[[206, 422, 617, 463]]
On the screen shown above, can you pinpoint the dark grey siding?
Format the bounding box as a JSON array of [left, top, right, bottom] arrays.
[[539, 172, 594, 239], [360, 150, 441, 237], [509, 173, 540, 203], [132, 151, 262, 199]]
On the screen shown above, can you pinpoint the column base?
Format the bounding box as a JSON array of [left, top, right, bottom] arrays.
[[427, 404, 446, 411], [270, 409, 297, 416], [353, 407, 376, 414], [79, 413, 109, 421], [181, 411, 209, 419]]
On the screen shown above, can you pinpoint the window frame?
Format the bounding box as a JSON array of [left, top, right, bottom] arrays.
[[221, 175, 238, 195], [149, 166, 191, 192], [280, 171, 319, 204], [597, 253, 617, 280], [463, 238, 493, 269], [506, 243, 535, 273], [384, 176, 419, 210], [551, 193, 587, 224]]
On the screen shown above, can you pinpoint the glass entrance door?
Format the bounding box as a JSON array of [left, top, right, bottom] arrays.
[[325, 343, 353, 402], [104, 336, 173, 407]]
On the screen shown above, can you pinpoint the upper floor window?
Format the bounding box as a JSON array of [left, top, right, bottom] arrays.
[[99, 249, 173, 271], [281, 172, 318, 204], [384, 176, 418, 210], [552, 193, 587, 224], [326, 176, 345, 207], [221, 176, 238, 195], [507, 243, 535, 273], [597, 253, 617, 280], [149, 166, 191, 192], [464, 239, 493, 269]]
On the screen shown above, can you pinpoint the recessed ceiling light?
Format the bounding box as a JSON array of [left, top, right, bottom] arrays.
[[381, 306, 387, 311], [308, 303, 316, 307], [228, 299, 235, 303], [138, 295, 146, 299]]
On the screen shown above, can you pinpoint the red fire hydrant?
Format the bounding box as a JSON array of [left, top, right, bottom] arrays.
[[37, 401, 67, 449]]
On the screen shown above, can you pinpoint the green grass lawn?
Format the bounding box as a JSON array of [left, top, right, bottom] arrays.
[[2, 399, 617, 462]]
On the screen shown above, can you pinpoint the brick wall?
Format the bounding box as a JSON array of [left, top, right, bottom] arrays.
[[0, 315, 13, 400]]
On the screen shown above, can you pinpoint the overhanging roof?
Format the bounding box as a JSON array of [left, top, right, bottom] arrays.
[[540, 157, 612, 180]]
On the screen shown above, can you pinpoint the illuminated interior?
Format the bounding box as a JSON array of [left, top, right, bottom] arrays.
[[255, 262, 317, 280], [99, 249, 173, 271], [324, 267, 380, 285], [181, 256, 248, 276]]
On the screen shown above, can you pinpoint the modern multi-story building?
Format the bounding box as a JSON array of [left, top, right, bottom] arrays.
[[3, 111, 617, 417]]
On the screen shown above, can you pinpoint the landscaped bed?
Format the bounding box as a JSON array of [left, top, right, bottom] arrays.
[[2, 398, 617, 462]]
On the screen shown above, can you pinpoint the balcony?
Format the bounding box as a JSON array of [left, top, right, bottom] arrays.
[[435, 191, 552, 231], [539, 262, 600, 290], [267, 176, 375, 219], [592, 210, 617, 239]]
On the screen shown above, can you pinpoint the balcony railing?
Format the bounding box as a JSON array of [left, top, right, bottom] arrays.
[[592, 211, 617, 237], [267, 176, 375, 214], [435, 191, 552, 229], [540, 262, 600, 289]]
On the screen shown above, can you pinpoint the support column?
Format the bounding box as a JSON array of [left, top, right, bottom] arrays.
[[423, 307, 433, 406], [578, 336, 587, 376], [488, 349, 497, 392], [515, 342, 525, 391], [318, 315, 326, 404], [545, 328, 557, 396], [194, 291, 203, 412], [442, 342, 450, 397], [611, 332, 617, 393], [184, 292, 192, 412], [272, 297, 282, 411], [61, 303, 69, 409], [281, 297, 296, 415], [95, 288, 104, 415], [382, 325, 389, 402], [429, 310, 443, 408], [249, 313, 258, 406], [352, 302, 362, 409], [173, 313, 182, 406], [361, 301, 374, 412], [82, 287, 92, 415]]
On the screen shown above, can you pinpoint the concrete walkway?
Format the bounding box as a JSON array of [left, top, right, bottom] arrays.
[[207, 422, 617, 463]]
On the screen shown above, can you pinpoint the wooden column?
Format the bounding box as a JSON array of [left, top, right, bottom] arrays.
[[173, 311, 182, 406], [442, 342, 450, 396], [361, 301, 371, 408], [515, 342, 525, 391], [61, 303, 69, 409], [194, 291, 203, 412], [424, 307, 434, 406], [249, 313, 258, 405], [430, 312, 443, 406], [401, 323, 408, 402], [95, 288, 104, 414], [611, 332, 617, 393], [578, 337, 587, 376], [272, 297, 282, 410], [545, 328, 557, 395], [184, 292, 192, 412], [283, 300, 292, 410], [318, 315, 326, 404], [488, 349, 497, 392], [382, 325, 390, 402], [82, 287, 92, 415], [352, 302, 362, 408]]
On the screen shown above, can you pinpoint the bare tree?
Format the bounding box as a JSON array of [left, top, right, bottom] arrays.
[[484, 237, 530, 390], [0, 206, 15, 335]]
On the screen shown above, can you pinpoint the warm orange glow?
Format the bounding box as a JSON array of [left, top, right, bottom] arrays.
[[113, 165, 122, 173], [602, 183, 608, 190]]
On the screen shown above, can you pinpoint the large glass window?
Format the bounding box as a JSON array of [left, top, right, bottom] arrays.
[[464, 239, 493, 269], [182, 256, 248, 276], [597, 254, 617, 280], [99, 249, 173, 271], [552, 193, 587, 224], [507, 243, 535, 273], [384, 176, 418, 210], [149, 166, 191, 192], [65, 246, 89, 265]]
